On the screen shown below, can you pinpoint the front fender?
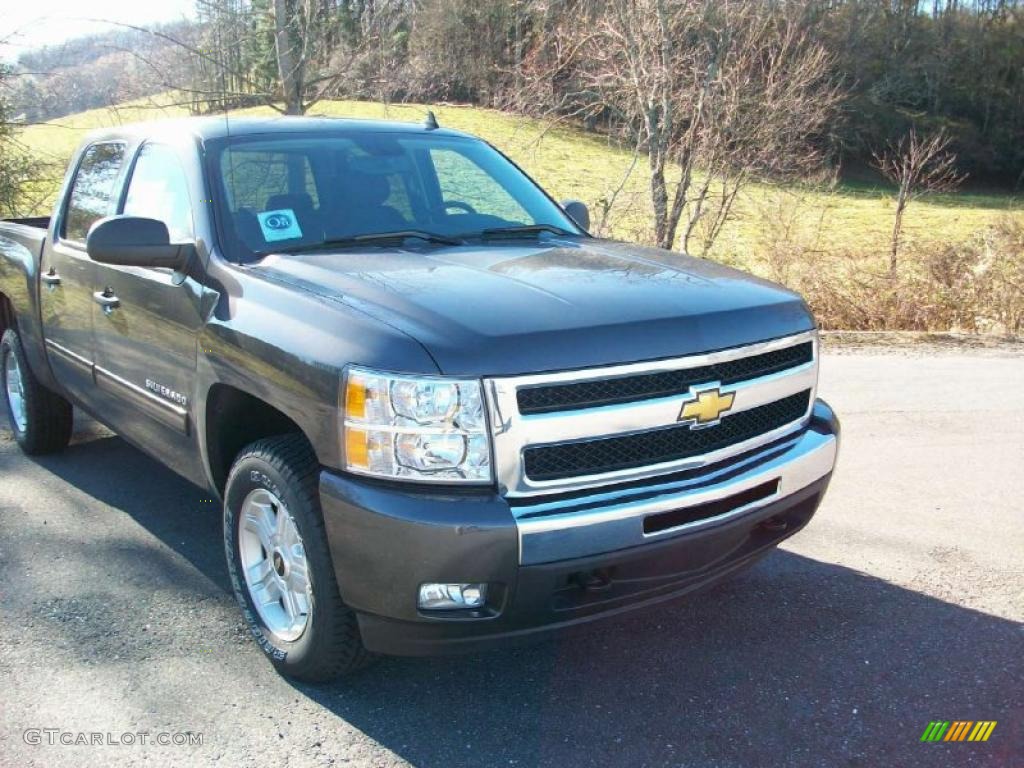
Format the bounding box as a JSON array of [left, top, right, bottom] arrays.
[[194, 258, 440, 492]]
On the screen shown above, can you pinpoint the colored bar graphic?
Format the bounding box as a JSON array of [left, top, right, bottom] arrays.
[[921, 721, 950, 742], [921, 721, 996, 743], [945, 721, 966, 741]]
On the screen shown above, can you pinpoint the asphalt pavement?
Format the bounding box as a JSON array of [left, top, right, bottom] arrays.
[[1, 343, 1022, 767]]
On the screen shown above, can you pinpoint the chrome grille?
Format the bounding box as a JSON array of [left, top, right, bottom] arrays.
[[517, 342, 813, 414], [485, 331, 819, 499], [523, 390, 811, 481]]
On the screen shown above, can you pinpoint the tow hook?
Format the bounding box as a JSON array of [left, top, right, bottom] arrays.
[[759, 516, 788, 532], [574, 568, 612, 592]]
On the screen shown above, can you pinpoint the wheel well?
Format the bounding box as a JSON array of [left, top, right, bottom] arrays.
[[205, 384, 308, 494]]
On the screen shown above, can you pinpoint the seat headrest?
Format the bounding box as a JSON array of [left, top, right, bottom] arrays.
[[265, 193, 315, 215], [345, 172, 392, 207]]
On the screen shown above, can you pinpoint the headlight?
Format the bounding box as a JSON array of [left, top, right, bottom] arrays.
[[342, 366, 492, 483]]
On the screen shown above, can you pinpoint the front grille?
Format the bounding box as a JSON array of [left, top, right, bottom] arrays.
[[517, 341, 813, 415], [523, 390, 811, 481]]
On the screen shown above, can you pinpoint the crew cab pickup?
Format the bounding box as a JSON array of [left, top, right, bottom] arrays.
[[0, 116, 839, 681]]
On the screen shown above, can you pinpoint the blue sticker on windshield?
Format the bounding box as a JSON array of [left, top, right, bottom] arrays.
[[257, 209, 303, 242]]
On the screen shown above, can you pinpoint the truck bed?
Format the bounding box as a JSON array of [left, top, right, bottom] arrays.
[[0, 214, 53, 390], [0, 216, 50, 231], [0, 217, 48, 259]]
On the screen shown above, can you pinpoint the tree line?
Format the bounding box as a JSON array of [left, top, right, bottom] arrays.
[[7, 24, 194, 123], [175, 0, 1023, 188], [11, 2, 1018, 183]]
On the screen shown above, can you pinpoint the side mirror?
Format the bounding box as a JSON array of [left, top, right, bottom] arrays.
[[86, 216, 194, 270], [561, 199, 590, 231]]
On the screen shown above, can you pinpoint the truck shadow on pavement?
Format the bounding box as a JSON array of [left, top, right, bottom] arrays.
[[13, 422, 1023, 768]]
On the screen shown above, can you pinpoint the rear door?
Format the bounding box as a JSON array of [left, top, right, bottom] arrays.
[[90, 141, 207, 479], [40, 141, 127, 403]]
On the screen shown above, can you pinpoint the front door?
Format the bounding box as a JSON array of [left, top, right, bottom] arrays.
[[90, 142, 207, 482], [39, 141, 127, 403]]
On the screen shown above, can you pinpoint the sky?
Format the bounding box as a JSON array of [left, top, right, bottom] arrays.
[[1, 0, 195, 61]]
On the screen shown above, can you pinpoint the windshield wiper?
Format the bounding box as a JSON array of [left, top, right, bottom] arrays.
[[353, 230, 462, 245], [475, 224, 578, 239], [267, 230, 461, 255]]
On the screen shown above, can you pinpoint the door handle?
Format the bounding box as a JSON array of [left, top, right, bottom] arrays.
[[93, 290, 120, 312], [41, 269, 61, 286]]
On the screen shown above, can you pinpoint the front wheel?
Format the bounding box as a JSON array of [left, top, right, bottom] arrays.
[[1, 329, 73, 455], [223, 434, 372, 682]]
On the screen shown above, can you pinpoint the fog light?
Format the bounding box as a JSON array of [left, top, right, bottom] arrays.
[[418, 583, 488, 610]]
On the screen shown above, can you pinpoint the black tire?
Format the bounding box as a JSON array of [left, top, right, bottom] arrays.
[[1, 328, 73, 455], [224, 433, 372, 682]]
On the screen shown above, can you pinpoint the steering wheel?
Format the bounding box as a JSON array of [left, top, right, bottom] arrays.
[[443, 200, 477, 215]]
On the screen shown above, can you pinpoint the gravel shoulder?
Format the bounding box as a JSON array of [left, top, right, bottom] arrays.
[[821, 330, 1024, 356]]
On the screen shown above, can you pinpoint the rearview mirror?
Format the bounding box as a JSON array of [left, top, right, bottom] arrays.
[[86, 216, 194, 270], [561, 199, 590, 231]]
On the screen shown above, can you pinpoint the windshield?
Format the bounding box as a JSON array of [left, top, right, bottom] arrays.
[[210, 131, 582, 259]]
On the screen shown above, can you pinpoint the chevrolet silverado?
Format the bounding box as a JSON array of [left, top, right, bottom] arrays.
[[0, 116, 839, 681]]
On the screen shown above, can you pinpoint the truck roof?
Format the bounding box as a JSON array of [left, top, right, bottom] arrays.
[[81, 114, 475, 144]]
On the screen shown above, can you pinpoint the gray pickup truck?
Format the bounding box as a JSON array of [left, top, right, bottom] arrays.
[[0, 116, 838, 681]]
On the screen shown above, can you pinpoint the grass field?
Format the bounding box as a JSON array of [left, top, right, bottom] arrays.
[[18, 94, 1022, 276]]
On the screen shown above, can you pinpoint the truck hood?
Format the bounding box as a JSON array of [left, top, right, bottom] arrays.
[[250, 238, 814, 376]]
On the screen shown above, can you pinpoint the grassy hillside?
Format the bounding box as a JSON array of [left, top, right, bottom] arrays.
[[21, 95, 1019, 264]]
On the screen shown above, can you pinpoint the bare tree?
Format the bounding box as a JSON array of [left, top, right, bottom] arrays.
[[269, 0, 355, 114], [272, 0, 304, 114], [349, 0, 411, 107], [0, 49, 56, 216], [187, 0, 362, 115], [873, 129, 965, 272], [518, 0, 841, 254]]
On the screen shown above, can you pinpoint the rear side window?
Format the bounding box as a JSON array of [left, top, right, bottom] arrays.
[[63, 142, 127, 242], [122, 144, 195, 243]]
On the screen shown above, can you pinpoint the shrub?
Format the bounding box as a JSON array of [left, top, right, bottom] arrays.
[[757, 212, 1023, 334]]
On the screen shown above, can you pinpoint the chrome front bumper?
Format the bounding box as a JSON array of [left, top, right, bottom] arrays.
[[515, 399, 839, 565], [321, 399, 838, 655]]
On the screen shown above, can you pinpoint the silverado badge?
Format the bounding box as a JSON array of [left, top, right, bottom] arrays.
[[678, 386, 735, 428]]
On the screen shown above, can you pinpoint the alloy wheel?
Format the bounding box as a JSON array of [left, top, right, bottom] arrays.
[[237, 488, 312, 641]]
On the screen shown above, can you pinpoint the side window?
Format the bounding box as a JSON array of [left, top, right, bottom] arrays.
[[63, 143, 127, 242], [123, 144, 195, 243], [429, 148, 530, 223], [383, 173, 415, 219]]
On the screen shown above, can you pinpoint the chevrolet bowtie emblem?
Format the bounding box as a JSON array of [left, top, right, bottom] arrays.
[[678, 386, 735, 428]]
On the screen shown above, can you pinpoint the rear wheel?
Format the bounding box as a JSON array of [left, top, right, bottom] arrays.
[[224, 434, 372, 682], [1, 329, 73, 455]]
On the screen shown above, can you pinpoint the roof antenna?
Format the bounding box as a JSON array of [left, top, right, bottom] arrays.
[[424, 110, 439, 130]]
